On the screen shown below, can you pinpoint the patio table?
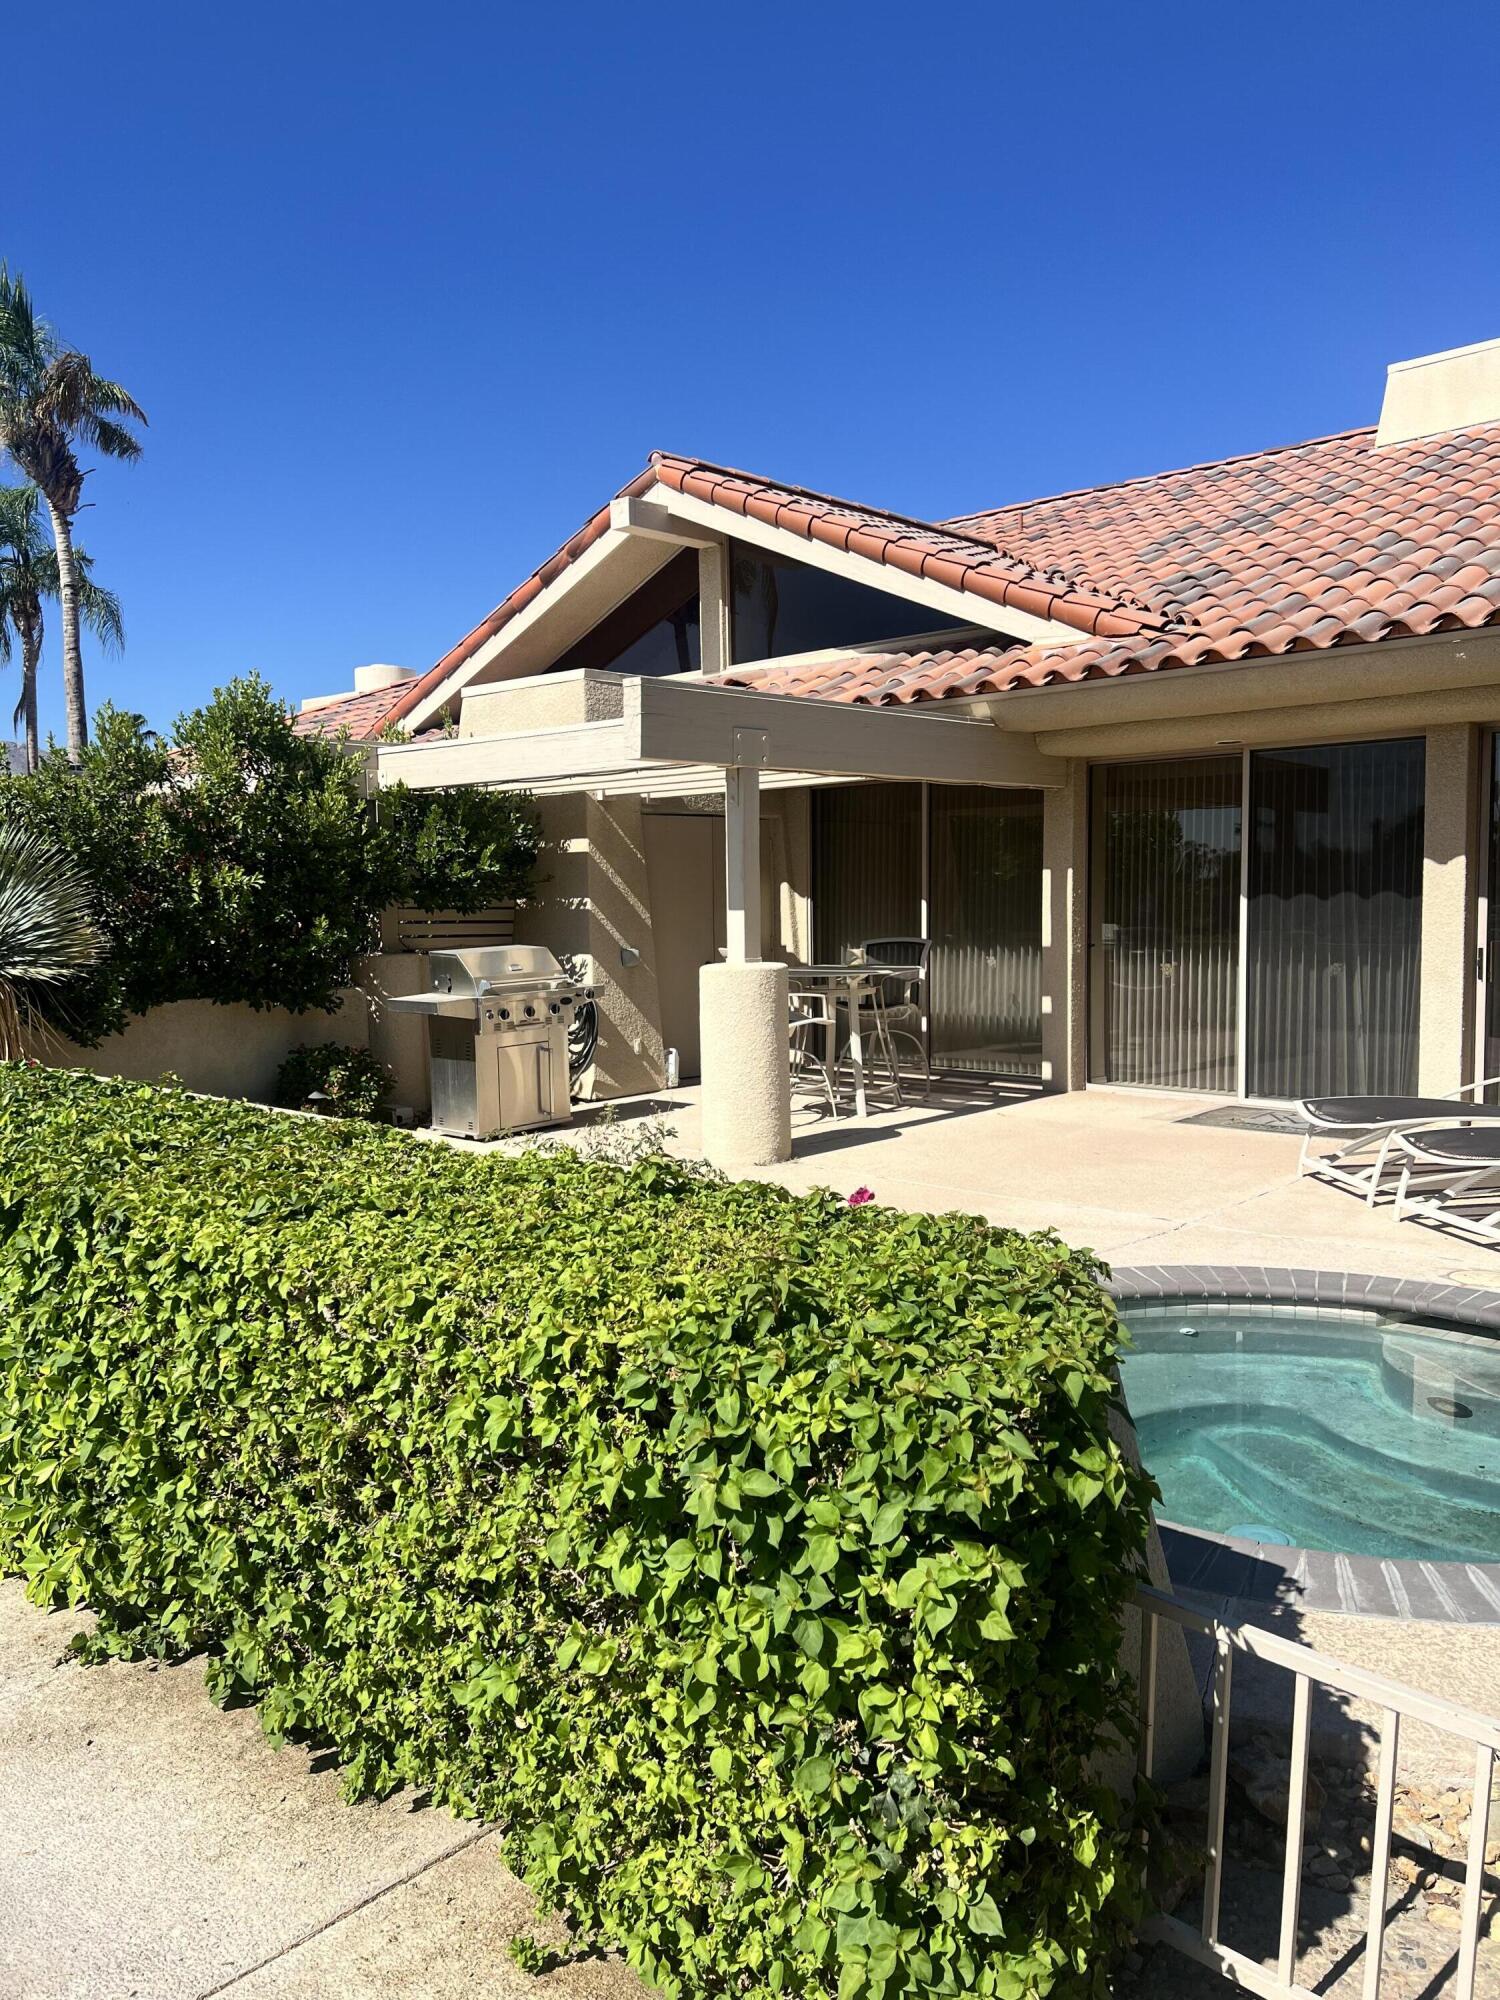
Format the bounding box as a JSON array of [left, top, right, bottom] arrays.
[[787, 963, 907, 1118]]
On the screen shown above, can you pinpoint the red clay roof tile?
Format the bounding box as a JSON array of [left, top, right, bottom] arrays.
[[715, 422, 1500, 706], [327, 419, 1500, 735], [290, 688, 406, 741]]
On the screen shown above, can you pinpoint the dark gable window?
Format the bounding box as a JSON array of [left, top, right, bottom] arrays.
[[550, 548, 700, 679], [730, 540, 969, 661]]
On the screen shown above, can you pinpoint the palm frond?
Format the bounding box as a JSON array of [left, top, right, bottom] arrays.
[[76, 571, 124, 651], [78, 413, 144, 462], [0, 483, 48, 563], [0, 823, 100, 1058], [81, 373, 147, 426]]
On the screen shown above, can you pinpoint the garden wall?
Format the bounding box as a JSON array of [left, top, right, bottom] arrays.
[[38, 994, 370, 1104], [30, 955, 442, 1115]]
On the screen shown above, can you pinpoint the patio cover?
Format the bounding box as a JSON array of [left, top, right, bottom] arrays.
[[374, 671, 1062, 1168], [373, 670, 1062, 799]]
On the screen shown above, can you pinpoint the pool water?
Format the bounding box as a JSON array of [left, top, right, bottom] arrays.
[[1117, 1303, 1500, 1565]]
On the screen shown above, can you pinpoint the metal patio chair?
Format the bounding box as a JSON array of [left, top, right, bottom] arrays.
[[788, 989, 840, 1118], [850, 937, 932, 1101]]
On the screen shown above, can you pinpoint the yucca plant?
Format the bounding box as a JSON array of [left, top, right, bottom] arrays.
[[0, 823, 100, 1056]]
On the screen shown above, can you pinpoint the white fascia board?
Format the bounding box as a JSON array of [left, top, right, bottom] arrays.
[[401, 528, 676, 734], [643, 483, 1080, 650], [610, 496, 723, 546]]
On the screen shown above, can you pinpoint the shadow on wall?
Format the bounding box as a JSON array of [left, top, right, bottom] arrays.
[[513, 796, 665, 1102]]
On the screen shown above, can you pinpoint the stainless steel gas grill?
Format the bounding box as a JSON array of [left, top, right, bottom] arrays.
[[386, 946, 593, 1139]]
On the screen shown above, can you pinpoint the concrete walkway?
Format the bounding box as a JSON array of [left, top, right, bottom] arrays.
[[0, 1586, 647, 2000]]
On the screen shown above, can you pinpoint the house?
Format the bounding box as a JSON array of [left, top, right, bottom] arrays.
[[298, 337, 1500, 1164]]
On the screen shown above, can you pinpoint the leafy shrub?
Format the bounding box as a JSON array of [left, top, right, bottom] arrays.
[[274, 1041, 394, 1121], [0, 675, 540, 1042], [0, 1066, 1153, 1999]]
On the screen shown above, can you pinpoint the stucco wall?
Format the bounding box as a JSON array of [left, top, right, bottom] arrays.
[[41, 996, 368, 1104], [513, 793, 666, 1099], [357, 953, 431, 1117]]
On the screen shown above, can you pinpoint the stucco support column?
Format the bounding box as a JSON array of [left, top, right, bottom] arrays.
[[1040, 760, 1088, 1093], [1418, 725, 1481, 1095], [697, 536, 731, 677], [700, 761, 792, 1168]]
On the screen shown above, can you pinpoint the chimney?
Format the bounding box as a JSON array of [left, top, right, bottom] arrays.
[[1375, 337, 1500, 447], [353, 663, 418, 694]]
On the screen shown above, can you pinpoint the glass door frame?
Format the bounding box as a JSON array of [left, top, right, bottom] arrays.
[[1472, 727, 1500, 1096], [1089, 732, 1431, 1103]]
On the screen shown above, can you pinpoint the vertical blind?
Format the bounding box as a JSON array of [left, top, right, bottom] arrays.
[[1093, 758, 1242, 1090], [929, 786, 1042, 1075], [1245, 740, 1424, 1098], [811, 783, 922, 963]]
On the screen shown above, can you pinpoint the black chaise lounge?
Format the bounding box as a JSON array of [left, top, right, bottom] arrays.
[[1390, 1123, 1500, 1246], [1297, 1077, 1500, 1203]]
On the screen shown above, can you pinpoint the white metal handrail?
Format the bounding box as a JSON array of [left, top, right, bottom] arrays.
[[1134, 1583, 1497, 2000]]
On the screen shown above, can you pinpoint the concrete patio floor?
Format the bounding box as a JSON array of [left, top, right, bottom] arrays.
[[561, 1077, 1500, 1288]]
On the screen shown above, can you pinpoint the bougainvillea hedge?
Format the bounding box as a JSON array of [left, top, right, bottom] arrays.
[[0, 1066, 1152, 1998]]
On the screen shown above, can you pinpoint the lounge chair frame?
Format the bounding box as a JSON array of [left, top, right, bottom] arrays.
[[1296, 1074, 1500, 1204]]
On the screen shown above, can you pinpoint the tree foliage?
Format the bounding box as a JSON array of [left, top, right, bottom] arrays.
[[0, 264, 145, 754], [0, 1067, 1153, 1998], [0, 675, 539, 1042]]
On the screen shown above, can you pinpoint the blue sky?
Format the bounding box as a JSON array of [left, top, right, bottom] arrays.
[[6, 1, 1500, 743]]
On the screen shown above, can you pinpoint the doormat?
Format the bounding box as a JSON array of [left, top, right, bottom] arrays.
[[1177, 1104, 1309, 1135]]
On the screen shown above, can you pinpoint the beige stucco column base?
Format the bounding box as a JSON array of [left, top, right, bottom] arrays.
[[699, 961, 793, 1170]]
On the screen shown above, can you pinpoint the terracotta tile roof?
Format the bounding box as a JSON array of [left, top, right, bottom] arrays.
[[717, 422, 1500, 704], [649, 454, 1159, 639], [321, 419, 1500, 732], [291, 688, 406, 740], [380, 449, 1165, 731]]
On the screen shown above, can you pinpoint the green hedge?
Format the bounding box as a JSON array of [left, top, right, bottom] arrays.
[[0, 1066, 1152, 1999]]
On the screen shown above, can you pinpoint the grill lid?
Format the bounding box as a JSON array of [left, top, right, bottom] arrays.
[[428, 945, 573, 998]]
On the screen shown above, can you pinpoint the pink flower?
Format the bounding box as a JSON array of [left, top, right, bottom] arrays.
[[847, 1186, 875, 1207]]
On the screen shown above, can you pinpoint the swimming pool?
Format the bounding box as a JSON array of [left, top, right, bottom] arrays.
[[1117, 1302, 1500, 1565]]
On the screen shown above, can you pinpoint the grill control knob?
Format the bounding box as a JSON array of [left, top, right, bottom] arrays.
[[498, 1007, 511, 1021], [548, 1001, 560, 1015], [523, 1003, 536, 1019]]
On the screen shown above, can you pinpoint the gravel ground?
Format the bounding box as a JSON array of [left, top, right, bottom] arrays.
[[1117, 1751, 1500, 1998]]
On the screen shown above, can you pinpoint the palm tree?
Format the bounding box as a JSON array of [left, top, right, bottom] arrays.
[[0, 267, 144, 757], [0, 821, 99, 1057], [0, 485, 123, 773]]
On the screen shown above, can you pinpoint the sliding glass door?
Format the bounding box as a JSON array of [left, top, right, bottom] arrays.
[[811, 782, 1042, 1077], [1091, 739, 1425, 1099], [1091, 758, 1241, 1090], [1245, 741, 1424, 1098]]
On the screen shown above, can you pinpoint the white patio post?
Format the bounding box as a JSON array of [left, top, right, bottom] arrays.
[[700, 760, 792, 1168]]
